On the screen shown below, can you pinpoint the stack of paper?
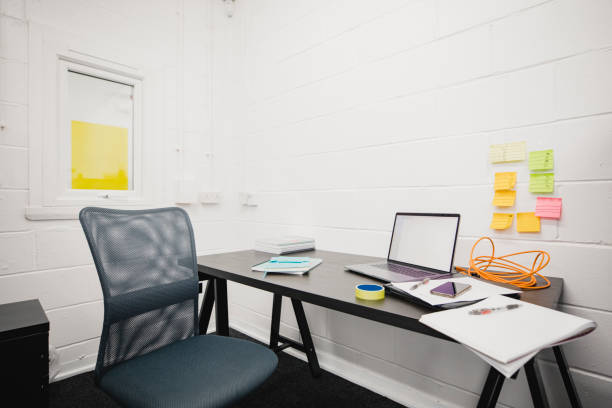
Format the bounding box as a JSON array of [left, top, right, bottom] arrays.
[[255, 236, 315, 254], [419, 295, 596, 377], [252, 257, 322, 275]]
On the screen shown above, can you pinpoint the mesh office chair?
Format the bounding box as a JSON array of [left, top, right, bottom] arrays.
[[80, 207, 277, 408]]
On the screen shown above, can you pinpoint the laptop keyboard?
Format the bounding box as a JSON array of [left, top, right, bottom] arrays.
[[374, 263, 436, 278]]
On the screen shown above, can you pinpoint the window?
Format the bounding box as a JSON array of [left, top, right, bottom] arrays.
[[59, 64, 142, 199], [68, 71, 134, 192], [52, 59, 143, 204]]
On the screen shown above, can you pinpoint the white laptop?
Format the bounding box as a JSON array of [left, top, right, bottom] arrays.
[[346, 213, 461, 282]]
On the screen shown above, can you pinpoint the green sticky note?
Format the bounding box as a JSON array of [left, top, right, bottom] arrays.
[[529, 173, 554, 193], [529, 149, 554, 171]]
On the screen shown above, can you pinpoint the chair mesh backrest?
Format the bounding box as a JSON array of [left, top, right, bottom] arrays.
[[79, 207, 199, 380]]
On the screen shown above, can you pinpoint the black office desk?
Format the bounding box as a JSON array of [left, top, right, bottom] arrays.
[[198, 249, 582, 408]]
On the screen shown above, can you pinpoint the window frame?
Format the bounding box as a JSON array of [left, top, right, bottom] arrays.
[[57, 60, 143, 201]]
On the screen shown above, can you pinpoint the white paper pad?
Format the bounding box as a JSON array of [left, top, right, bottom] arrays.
[[469, 347, 537, 378], [390, 276, 520, 306], [419, 295, 596, 367]]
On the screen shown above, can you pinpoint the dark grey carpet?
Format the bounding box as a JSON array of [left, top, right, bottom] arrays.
[[49, 329, 405, 408]]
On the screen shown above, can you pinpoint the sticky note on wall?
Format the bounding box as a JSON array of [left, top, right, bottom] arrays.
[[516, 212, 541, 232], [491, 213, 514, 230], [535, 197, 562, 219], [489, 142, 526, 163], [492, 190, 516, 207], [529, 173, 554, 193], [489, 145, 505, 163], [529, 150, 554, 171], [494, 172, 517, 191]]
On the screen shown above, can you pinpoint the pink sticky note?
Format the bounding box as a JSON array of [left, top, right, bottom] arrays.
[[535, 197, 562, 219]]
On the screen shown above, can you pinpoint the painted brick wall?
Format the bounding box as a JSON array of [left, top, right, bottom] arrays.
[[212, 1, 612, 407], [1, 1, 611, 406]]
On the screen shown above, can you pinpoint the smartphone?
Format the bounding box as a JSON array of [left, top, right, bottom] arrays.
[[430, 282, 471, 298]]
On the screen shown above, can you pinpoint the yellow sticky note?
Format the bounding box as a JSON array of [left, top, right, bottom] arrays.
[[516, 212, 541, 233], [489, 141, 526, 163], [71, 121, 129, 190], [488, 145, 505, 163], [529, 150, 554, 171], [491, 213, 514, 230], [494, 172, 516, 191], [493, 190, 516, 207], [529, 173, 554, 193]]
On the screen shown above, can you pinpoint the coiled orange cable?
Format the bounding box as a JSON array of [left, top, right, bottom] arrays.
[[455, 237, 551, 290]]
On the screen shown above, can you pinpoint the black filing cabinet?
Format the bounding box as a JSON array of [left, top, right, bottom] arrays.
[[0, 299, 49, 406]]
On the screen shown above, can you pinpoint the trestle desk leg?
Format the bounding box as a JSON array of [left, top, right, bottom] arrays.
[[198, 279, 215, 334], [214, 278, 229, 336], [269, 294, 282, 349], [525, 358, 550, 408], [553, 346, 583, 408], [291, 299, 322, 378], [476, 367, 505, 408]]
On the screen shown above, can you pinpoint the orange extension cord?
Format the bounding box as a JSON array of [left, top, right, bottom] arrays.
[[455, 237, 551, 290]]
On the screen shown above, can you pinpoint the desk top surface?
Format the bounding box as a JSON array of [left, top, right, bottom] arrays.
[[197, 249, 563, 337]]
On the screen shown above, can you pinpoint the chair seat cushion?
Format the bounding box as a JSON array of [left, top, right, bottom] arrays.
[[99, 335, 278, 408]]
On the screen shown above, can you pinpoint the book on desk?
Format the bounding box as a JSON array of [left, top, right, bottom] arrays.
[[255, 236, 315, 254]]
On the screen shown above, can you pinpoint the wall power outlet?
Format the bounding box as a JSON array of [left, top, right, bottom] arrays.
[[198, 192, 222, 204], [239, 192, 258, 207]]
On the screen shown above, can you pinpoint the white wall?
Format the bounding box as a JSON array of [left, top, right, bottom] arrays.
[[0, 0, 243, 380], [212, 1, 612, 407], [1, 0, 611, 407]]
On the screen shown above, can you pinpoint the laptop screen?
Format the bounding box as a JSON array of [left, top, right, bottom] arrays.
[[388, 213, 460, 273]]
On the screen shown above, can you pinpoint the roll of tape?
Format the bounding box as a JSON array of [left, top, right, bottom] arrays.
[[355, 284, 385, 300]]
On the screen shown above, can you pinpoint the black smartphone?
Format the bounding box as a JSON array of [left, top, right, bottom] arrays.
[[430, 282, 471, 298]]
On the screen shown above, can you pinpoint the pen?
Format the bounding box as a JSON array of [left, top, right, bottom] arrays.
[[469, 304, 521, 315], [410, 277, 430, 290], [268, 260, 307, 264]]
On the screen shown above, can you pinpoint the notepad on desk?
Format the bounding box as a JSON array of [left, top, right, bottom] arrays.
[[252, 257, 322, 276], [419, 295, 596, 377], [387, 276, 520, 307]]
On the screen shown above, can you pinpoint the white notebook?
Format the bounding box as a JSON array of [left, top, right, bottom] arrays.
[[419, 295, 596, 369]]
